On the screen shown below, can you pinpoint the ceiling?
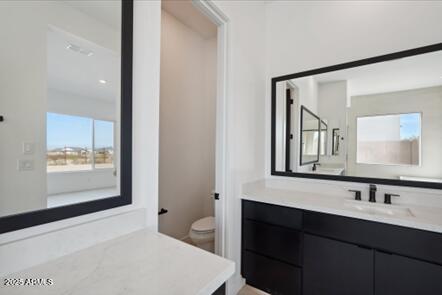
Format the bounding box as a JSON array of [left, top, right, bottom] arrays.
[[162, 0, 217, 39], [47, 27, 119, 102], [62, 1, 121, 31], [313, 50, 442, 96]]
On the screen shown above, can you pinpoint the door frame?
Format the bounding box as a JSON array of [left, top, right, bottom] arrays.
[[192, 0, 229, 257]]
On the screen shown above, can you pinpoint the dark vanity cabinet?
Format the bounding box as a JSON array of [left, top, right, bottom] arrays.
[[375, 252, 442, 295], [303, 234, 373, 295], [241, 200, 442, 295], [242, 201, 303, 294]]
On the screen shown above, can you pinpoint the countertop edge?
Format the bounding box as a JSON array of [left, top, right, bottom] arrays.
[[198, 261, 235, 295]]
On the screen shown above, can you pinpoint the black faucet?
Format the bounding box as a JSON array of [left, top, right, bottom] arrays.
[[369, 184, 377, 203], [348, 189, 362, 201], [312, 163, 320, 171], [384, 193, 400, 205]]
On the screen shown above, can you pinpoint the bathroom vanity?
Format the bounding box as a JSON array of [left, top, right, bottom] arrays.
[[1, 229, 234, 295], [241, 183, 442, 295], [262, 43, 442, 294]]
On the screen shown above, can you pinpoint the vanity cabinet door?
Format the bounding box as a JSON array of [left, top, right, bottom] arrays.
[[243, 251, 302, 295], [303, 234, 374, 295], [376, 251, 442, 295]]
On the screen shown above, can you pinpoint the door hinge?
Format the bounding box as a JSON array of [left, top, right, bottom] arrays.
[[290, 134, 293, 139], [213, 192, 220, 200]]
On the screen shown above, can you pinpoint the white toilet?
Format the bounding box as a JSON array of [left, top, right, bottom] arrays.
[[189, 216, 215, 252]]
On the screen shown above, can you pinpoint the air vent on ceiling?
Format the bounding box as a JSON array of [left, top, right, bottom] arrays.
[[66, 43, 94, 57]]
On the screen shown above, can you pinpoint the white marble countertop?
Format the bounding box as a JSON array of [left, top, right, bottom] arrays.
[[0, 229, 234, 295], [242, 182, 442, 234]]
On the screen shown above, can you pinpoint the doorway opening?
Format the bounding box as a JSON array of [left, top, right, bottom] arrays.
[[158, 0, 227, 256]]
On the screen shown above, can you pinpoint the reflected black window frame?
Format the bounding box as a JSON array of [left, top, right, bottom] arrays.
[[0, 0, 133, 234], [271, 42, 442, 190]]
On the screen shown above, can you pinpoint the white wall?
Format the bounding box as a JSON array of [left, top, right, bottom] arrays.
[[158, 10, 216, 240], [347, 86, 442, 179], [0, 0, 161, 277], [211, 1, 267, 293], [47, 170, 116, 195], [275, 81, 287, 171], [318, 81, 347, 166]]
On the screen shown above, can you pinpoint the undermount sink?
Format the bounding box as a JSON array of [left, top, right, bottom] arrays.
[[344, 200, 414, 218], [311, 167, 344, 175]]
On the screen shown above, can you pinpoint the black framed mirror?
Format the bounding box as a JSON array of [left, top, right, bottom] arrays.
[[0, 0, 133, 233], [271, 43, 442, 189], [300, 106, 320, 166]]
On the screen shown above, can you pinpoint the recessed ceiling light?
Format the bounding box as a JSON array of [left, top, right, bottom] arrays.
[[99, 79, 107, 84]]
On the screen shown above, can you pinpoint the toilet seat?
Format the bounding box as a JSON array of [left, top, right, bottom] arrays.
[[191, 216, 215, 233]]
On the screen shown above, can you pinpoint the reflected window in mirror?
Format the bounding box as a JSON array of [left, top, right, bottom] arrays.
[[46, 113, 115, 173], [47, 113, 93, 172], [356, 113, 421, 166]]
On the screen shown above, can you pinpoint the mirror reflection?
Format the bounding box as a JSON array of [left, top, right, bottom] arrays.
[[320, 120, 327, 156], [332, 128, 340, 156], [274, 49, 442, 182], [300, 106, 320, 166], [0, 1, 122, 217]]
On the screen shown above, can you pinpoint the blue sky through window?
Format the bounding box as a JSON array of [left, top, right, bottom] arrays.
[[47, 113, 92, 150], [94, 120, 114, 148], [400, 113, 420, 140], [47, 113, 114, 150]]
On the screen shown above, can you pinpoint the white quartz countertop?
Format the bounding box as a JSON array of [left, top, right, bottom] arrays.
[[0, 229, 234, 295], [242, 184, 442, 234]]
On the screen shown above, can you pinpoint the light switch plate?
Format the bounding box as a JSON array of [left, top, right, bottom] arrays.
[[17, 159, 34, 171], [23, 142, 35, 155]]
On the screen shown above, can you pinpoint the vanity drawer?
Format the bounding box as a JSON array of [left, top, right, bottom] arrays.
[[242, 250, 302, 295], [242, 200, 302, 230], [304, 210, 442, 265], [243, 219, 302, 266]]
